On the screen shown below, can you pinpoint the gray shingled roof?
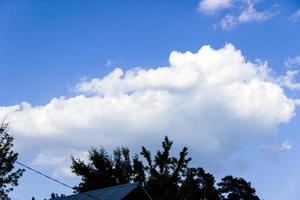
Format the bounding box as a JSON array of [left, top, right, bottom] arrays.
[[55, 183, 140, 200]]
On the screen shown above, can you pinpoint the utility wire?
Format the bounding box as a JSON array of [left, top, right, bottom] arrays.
[[11, 197, 21, 200], [16, 161, 101, 200], [16, 161, 73, 190]]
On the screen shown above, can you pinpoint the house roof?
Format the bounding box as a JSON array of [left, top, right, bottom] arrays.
[[55, 183, 142, 200]]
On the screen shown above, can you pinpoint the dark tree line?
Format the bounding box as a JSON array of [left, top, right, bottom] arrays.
[[0, 122, 24, 199], [71, 136, 260, 200], [0, 121, 260, 200]]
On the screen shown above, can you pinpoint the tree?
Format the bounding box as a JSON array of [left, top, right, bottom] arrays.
[[113, 147, 133, 184], [0, 121, 24, 199], [180, 167, 220, 200], [70, 136, 261, 200], [132, 154, 146, 183], [71, 147, 115, 192], [71, 146, 139, 192], [140, 136, 191, 200], [49, 192, 65, 199], [218, 176, 260, 200]]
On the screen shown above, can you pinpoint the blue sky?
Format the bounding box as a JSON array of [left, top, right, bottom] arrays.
[[1, 0, 300, 199]]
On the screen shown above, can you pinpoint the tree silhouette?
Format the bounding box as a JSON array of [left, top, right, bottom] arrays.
[[71, 147, 116, 192], [70, 136, 261, 200], [180, 167, 220, 200], [218, 176, 260, 200], [140, 136, 191, 200], [49, 192, 65, 199], [113, 147, 133, 184], [0, 121, 24, 199], [71, 146, 140, 192], [132, 154, 145, 183]]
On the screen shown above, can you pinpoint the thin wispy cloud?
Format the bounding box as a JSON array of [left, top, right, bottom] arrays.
[[219, 1, 277, 30], [278, 141, 292, 151], [285, 56, 300, 68], [105, 59, 113, 67], [105, 59, 123, 68], [279, 70, 300, 90], [277, 56, 300, 90], [261, 140, 292, 163], [289, 9, 300, 22], [198, 0, 278, 30], [198, 0, 232, 14]]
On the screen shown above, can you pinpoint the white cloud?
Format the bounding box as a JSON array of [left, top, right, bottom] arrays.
[[0, 44, 297, 173], [289, 9, 300, 22], [285, 56, 300, 68], [32, 149, 89, 178], [295, 99, 300, 106], [277, 57, 300, 90], [238, 2, 275, 22], [278, 70, 300, 90], [279, 141, 292, 151], [198, 0, 232, 14], [261, 140, 292, 163], [220, 15, 238, 30], [220, 1, 276, 30], [105, 59, 113, 67]]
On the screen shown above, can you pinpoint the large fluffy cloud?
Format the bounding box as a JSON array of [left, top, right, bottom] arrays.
[[0, 44, 297, 172]]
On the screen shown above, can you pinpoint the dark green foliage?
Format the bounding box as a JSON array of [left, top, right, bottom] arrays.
[[49, 192, 65, 199], [180, 167, 220, 200], [218, 176, 260, 200], [140, 136, 191, 200], [40, 192, 66, 200], [132, 154, 145, 183], [113, 147, 132, 184], [71, 136, 260, 200], [71, 146, 137, 192], [0, 122, 24, 199]]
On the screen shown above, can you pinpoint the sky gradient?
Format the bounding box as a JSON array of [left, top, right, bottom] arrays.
[[1, 0, 300, 199]]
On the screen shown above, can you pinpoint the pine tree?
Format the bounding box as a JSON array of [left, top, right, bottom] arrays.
[[140, 136, 191, 200]]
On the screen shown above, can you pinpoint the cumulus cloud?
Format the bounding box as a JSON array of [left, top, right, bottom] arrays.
[[198, 0, 232, 14], [220, 1, 277, 30], [289, 9, 300, 22], [0, 44, 297, 174]]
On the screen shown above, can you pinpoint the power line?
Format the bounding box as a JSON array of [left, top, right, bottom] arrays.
[[16, 161, 101, 200], [11, 197, 21, 200], [16, 161, 73, 190]]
